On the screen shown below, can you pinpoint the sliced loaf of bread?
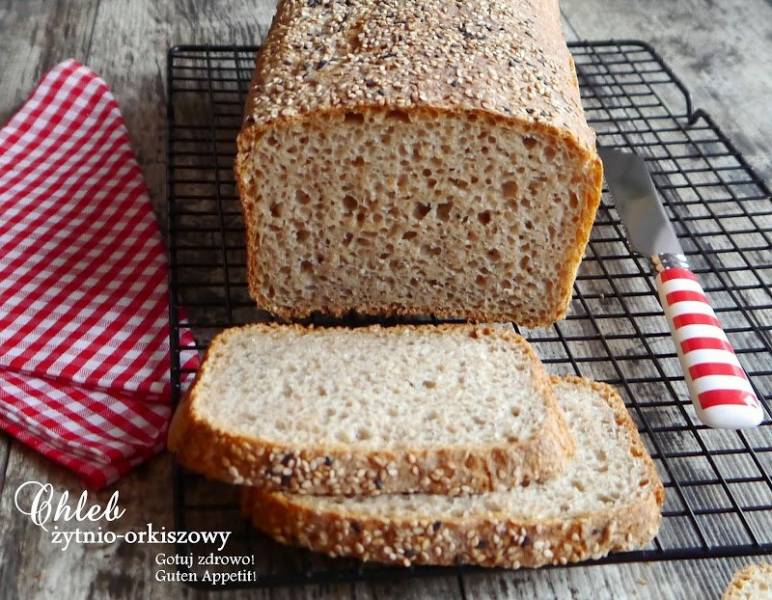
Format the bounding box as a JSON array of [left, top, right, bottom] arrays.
[[241, 377, 664, 568], [235, 0, 603, 327], [167, 323, 574, 495]]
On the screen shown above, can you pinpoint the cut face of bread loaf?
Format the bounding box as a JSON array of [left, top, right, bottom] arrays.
[[167, 323, 574, 495], [723, 564, 772, 600], [241, 377, 664, 569], [235, 0, 603, 326]]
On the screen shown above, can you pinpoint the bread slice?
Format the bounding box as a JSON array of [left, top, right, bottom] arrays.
[[168, 323, 574, 495], [723, 564, 772, 600], [241, 377, 664, 568], [235, 0, 603, 327]]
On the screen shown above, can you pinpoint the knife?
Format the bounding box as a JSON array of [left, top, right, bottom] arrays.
[[599, 148, 763, 429]]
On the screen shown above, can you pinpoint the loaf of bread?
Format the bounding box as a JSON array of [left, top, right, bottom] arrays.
[[723, 564, 772, 600], [235, 0, 603, 326], [167, 323, 574, 495], [241, 377, 663, 568]]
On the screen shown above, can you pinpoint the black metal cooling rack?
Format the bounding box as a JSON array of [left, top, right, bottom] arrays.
[[166, 41, 772, 590]]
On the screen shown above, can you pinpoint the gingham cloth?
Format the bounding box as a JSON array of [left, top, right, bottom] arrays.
[[0, 59, 199, 488]]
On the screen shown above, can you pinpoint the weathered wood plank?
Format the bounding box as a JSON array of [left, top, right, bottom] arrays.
[[560, 0, 772, 183], [462, 557, 772, 600], [0, 0, 99, 123], [0, 445, 180, 600], [84, 0, 275, 218], [0, 437, 8, 494], [560, 11, 580, 42], [0, 0, 102, 499], [0, 0, 100, 506], [0, 2, 102, 597], [354, 576, 464, 600]]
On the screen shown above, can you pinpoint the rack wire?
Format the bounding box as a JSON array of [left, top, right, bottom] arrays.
[[166, 41, 772, 589]]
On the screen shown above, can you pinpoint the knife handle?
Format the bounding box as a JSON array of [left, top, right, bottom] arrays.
[[654, 256, 764, 429]]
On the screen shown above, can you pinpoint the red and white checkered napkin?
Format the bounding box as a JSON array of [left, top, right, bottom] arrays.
[[0, 59, 200, 488]]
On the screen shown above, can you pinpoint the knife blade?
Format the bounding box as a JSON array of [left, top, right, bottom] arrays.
[[598, 148, 682, 256], [599, 148, 763, 429]]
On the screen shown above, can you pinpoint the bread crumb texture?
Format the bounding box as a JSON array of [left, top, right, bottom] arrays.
[[236, 0, 603, 326], [168, 323, 574, 495], [243, 376, 664, 568], [723, 564, 772, 600]]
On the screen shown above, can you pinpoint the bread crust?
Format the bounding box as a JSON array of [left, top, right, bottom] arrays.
[[234, 0, 604, 327], [167, 323, 575, 495], [240, 376, 664, 568], [722, 563, 772, 600]]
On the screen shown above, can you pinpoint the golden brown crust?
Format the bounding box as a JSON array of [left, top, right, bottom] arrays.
[[240, 377, 664, 568], [234, 0, 604, 327], [722, 563, 772, 600], [242, 0, 595, 150], [168, 323, 575, 495]]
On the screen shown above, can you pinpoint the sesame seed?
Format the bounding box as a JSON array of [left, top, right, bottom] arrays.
[[242, 0, 592, 150]]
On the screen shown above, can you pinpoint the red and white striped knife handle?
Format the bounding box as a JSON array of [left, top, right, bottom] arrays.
[[654, 255, 763, 428]]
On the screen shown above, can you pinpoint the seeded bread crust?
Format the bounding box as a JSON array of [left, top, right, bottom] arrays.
[[240, 377, 664, 568], [235, 0, 604, 327], [168, 323, 575, 495], [722, 563, 772, 600]]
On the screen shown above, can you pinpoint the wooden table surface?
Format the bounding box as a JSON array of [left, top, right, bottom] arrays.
[[1, 1, 771, 598]]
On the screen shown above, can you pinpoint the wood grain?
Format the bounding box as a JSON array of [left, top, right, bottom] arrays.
[[0, 4, 99, 595], [0, 0, 770, 599], [0, 445, 178, 600], [462, 558, 772, 600], [0, 0, 102, 503], [560, 0, 772, 183], [0, 0, 99, 124]]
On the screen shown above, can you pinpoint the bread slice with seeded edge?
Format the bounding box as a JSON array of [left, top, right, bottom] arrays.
[[240, 376, 664, 568], [167, 323, 574, 495], [723, 564, 772, 600], [235, 0, 603, 327]]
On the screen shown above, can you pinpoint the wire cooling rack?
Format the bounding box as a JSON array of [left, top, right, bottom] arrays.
[[166, 41, 772, 589]]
